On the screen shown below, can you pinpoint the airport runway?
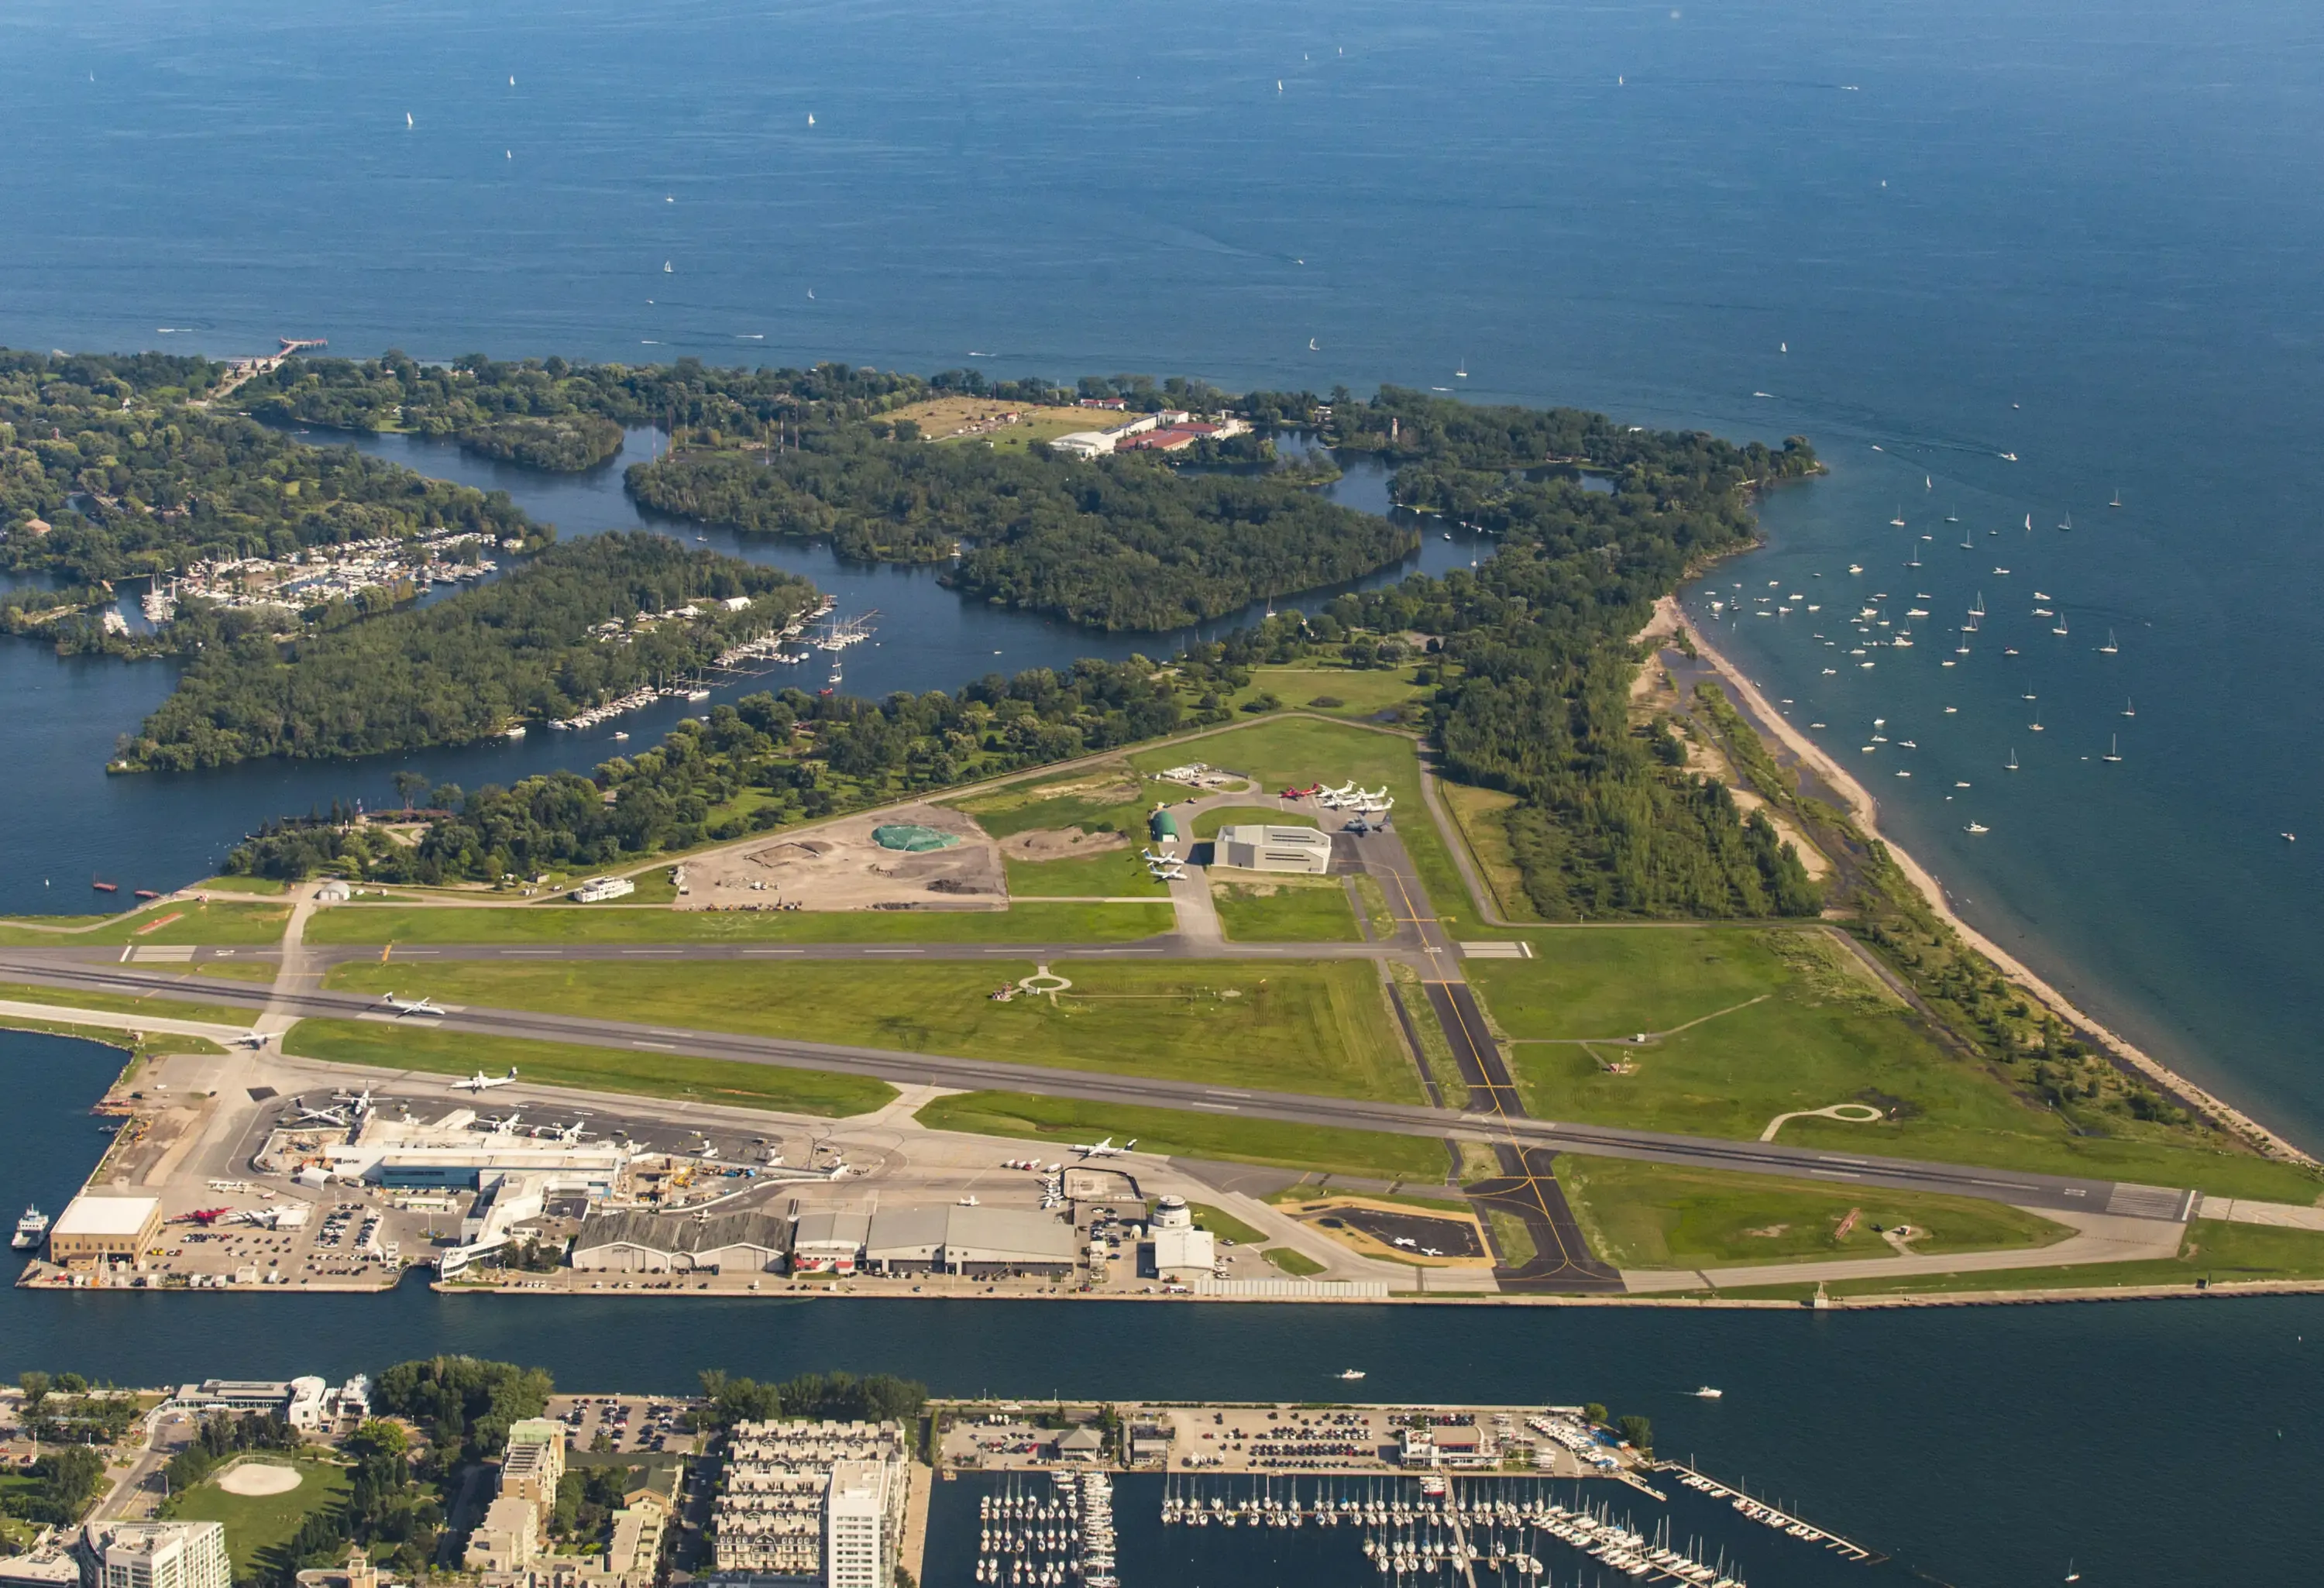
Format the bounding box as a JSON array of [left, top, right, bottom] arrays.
[[0, 948, 2173, 1218]]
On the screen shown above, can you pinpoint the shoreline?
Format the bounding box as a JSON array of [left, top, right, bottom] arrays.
[[1669, 596, 2318, 1171]]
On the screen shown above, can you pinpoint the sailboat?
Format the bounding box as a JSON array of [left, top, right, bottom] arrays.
[[2123, 697, 2136, 717], [2051, 611, 2069, 636], [2099, 629, 2119, 654], [1890, 505, 1907, 527], [2024, 512, 2033, 531], [2028, 709, 2044, 732], [2102, 735, 2123, 764], [663, 260, 673, 273], [1925, 475, 1933, 490], [405, 112, 414, 128], [2058, 510, 2073, 531], [1455, 360, 1468, 379], [2006, 749, 2020, 771], [2109, 487, 2123, 508], [1946, 504, 1960, 523], [806, 112, 816, 125], [1970, 591, 1986, 617]]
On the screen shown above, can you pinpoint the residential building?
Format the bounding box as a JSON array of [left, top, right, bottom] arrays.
[[464, 1497, 542, 1573], [823, 1462, 897, 1588], [713, 1421, 906, 1583], [499, 1418, 568, 1521]]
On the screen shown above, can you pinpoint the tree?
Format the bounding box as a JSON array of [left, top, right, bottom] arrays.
[[391, 771, 429, 810], [1618, 1414, 1652, 1453], [1583, 1402, 1607, 1425]]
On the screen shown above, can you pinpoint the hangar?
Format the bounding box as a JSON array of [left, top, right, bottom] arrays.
[[569, 1211, 789, 1274]]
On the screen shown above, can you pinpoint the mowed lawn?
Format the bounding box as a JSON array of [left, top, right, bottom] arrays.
[[1003, 849, 1168, 899], [951, 765, 1154, 840], [1556, 1154, 2069, 1270], [320, 958, 1422, 1102], [1236, 664, 1435, 720], [1128, 717, 1477, 930], [0, 980, 261, 1029], [1212, 878, 1361, 943], [166, 1459, 349, 1573], [304, 900, 1174, 946], [916, 1091, 1449, 1182], [1473, 926, 2324, 1201], [0, 900, 290, 948], [282, 1019, 897, 1117]]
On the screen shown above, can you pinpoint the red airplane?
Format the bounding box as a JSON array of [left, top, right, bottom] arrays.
[[1279, 783, 1322, 799], [170, 1208, 235, 1226]]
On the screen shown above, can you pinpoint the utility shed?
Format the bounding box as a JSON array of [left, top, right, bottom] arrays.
[[1214, 823, 1332, 875]]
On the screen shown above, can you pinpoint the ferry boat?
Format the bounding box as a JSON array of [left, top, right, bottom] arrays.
[[13, 1205, 48, 1249]]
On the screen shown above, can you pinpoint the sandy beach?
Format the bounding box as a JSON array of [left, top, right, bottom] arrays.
[[1664, 596, 2317, 1170]]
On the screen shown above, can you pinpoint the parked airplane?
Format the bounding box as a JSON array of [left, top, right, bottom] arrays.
[[452, 1067, 518, 1092], [376, 992, 443, 1017], [287, 1098, 352, 1127], [1138, 849, 1181, 864], [532, 1119, 593, 1144], [483, 1112, 523, 1136], [169, 1207, 236, 1226], [1279, 783, 1323, 799], [1072, 1136, 1138, 1158], [332, 1087, 376, 1115]]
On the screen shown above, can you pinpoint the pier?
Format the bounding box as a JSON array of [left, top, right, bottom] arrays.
[[1660, 1463, 1882, 1565]]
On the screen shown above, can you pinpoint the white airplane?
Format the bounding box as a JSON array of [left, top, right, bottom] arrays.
[[1354, 785, 1388, 805], [377, 992, 444, 1017], [483, 1111, 523, 1136], [287, 1098, 351, 1127], [1147, 864, 1188, 881], [1072, 1136, 1137, 1158], [533, 1119, 593, 1144], [693, 1140, 720, 1160], [452, 1067, 518, 1092], [1138, 848, 1181, 864], [230, 1030, 271, 1049], [1322, 782, 1356, 800], [332, 1087, 376, 1115]]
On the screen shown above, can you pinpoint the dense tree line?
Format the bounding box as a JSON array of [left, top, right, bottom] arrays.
[[0, 350, 541, 604], [630, 426, 1411, 628], [693, 1370, 927, 1430], [223, 656, 1184, 882], [373, 1356, 554, 1466], [120, 533, 816, 770]]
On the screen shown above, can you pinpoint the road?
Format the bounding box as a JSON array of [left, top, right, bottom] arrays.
[[0, 947, 2175, 1219]]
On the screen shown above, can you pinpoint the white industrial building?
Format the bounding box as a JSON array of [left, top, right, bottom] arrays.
[[568, 1212, 789, 1274], [1145, 1195, 1216, 1282], [1212, 823, 1333, 875], [570, 877, 635, 903], [85, 1524, 232, 1588], [862, 1205, 1078, 1277]]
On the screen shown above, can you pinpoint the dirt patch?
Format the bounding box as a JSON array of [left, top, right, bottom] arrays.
[[679, 803, 1005, 911], [218, 1462, 303, 1497], [1000, 827, 1130, 861]]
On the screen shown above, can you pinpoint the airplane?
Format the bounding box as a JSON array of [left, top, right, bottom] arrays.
[[1278, 783, 1322, 799], [1421, 1247, 1445, 1257], [533, 1119, 593, 1144], [169, 1207, 236, 1226], [1138, 849, 1181, 865], [483, 1112, 523, 1136], [693, 1140, 720, 1160], [377, 992, 444, 1017], [1391, 1236, 1418, 1249], [452, 1067, 518, 1092], [1147, 862, 1188, 880], [1353, 786, 1388, 805], [331, 1087, 376, 1115], [287, 1098, 352, 1127], [229, 1030, 271, 1049], [1071, 1136, 1137, 1158], [957, 1194, 980, 1207]]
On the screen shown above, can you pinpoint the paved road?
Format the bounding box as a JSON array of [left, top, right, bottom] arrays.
[[0, 949, 2164, 1218]]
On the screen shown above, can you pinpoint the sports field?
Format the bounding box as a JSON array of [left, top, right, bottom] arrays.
[[321, 957, 1421, 1102], [165, 1459, 349, 1573]]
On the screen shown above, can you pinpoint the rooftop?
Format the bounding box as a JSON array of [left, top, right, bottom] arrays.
[[52, 1194, 160, 1236]]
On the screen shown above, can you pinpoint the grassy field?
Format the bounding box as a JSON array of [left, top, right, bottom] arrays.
[[193, 961, 283, 984], [1437, 782, 1535, 923], [1212, 878, 1361, 943], [1235, 665, 1433, 720], [1191, 804, 1305, 839], [1471, 926, 2324, 1202], [1718, 1219, 2324, 1300], [1003, 849, 1167, 899], [0, 900, 290, 948], [305, 900, 1174, 946], [282, 1019, 897, 1116], [1263, 1246, 1326, 1276], [885, 397, 1108, 453], [951, 765, 1156, 840], [1128, 717, 1477, 932], [0, 980, 259, 1028], [1556, 1154, 2071, 1269], [165, 1458, 349, 1573], [321, 957, 1422, 1102], [190, 875, 291, 896], [1184, 1202, 1268, 1244], [914, 1091, 1449, 1181]]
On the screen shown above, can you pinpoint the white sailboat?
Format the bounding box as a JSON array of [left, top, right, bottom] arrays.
[[2102, 735, 2123, 764], [2051, 612, 2070, 636], [1890, 505, 1906, 527], [2123, 697, 2136, 717], [2006, 749, 2020, 770], [2058, 510, 2073, 531], [2099, 629, 2119, 655]]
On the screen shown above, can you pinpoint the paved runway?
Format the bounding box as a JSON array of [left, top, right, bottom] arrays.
[[0, 948, 2157, 1217]]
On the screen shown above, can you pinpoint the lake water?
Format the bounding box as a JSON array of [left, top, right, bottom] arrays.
[[5, 2, 2324, 1579]]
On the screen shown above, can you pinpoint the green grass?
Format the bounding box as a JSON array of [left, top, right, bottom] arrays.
[[952, 766, 1157, 840], [1386, 964, 1469, 1108], [1192, 804, 1312, 840], [1556, 1154, 2071, 1269], [1128, 717, 1477, 932], [1483, 1209, 1538, 1268], [1003, 848, 1167, 899], [1437, 782, 1536, 923], [1717, 1219, 2324, 1300], [1469, 927, 2324, 1203], [1212, 878, 1361, 943], [194, 961, 283, 984], [916, 1091, 1449, 1181], [305, 900, 1174, 946], [191, 875, 291, 896], [165, 1457, 349, 1573], [321, 957, 1422, 1102], [0, 1009, 224, 1057], [1183, 1202, 1268, 1245], [0, 900, 290, 947], [281, 1019, 898, 1116], [0, 979, 259, 1027], [1238, 665, 1433, 720], [1263, 1246, 1326, 1276]]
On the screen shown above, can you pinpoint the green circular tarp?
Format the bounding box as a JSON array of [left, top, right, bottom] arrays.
[[871, 823, 961, 853]]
